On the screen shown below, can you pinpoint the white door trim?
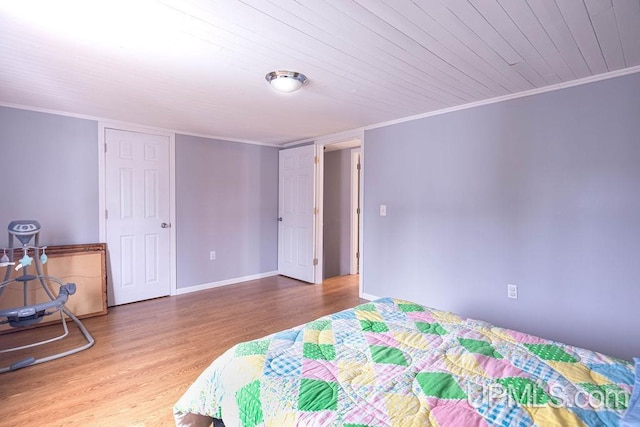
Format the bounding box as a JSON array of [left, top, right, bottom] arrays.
[[350, 148, 361, 275], [98, 121, 177, 297], [315, 149, 324, 284], [314, 130, 364, 298]]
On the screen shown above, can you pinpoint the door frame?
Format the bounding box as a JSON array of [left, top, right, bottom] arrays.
[[97, 121, 177, 298], [313, 130, 364, 297], [350, 148, 361, 275]]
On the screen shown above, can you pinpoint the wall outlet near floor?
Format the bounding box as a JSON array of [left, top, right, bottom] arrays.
[[379, 204, 387, 216], [507, 284, 517, 299], [209, 251, 216, 260]]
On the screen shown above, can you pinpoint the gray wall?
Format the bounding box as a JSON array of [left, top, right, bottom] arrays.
[[323, 149, 352, 278], [176, 134, 279, 288], [0, 107, 279, 292], [0, 107, 99, 247], [363, 72, 640, 361]]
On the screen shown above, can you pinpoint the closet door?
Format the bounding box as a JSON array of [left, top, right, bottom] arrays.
[[105, 128, 171, 305]]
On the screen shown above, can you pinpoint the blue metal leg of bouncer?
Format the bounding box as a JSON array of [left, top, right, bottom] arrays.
[[0, 220, 95, 373]]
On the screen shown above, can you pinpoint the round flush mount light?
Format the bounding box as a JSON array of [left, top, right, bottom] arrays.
[[265, 70, 308, 93]]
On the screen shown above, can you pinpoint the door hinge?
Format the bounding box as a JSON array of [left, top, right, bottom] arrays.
[[314, 207, 319, 215], [313, 258, 318, 266], [357, 162, 361, 170], [314, 156, 319, 164], [356, 252, 360, 259], [104, 143, 107, 153], [356, 207, 360, 214], [105, 209, 108, 219]]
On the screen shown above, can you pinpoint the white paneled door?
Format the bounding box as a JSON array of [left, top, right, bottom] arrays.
[[278, 145, 317, 283], [105, 129, 171, 305]]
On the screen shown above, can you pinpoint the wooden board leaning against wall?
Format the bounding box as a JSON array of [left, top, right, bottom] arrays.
[[0, 243, 107, 333]]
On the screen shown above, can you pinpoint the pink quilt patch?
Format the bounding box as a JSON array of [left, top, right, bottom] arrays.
[[474, 354, 525, 378], [365, 332, 400, 348], [429, 399, 490, 427], [302, 359, 339, 382], [505, 329, 547, 344], [407, 311, 436, 323]]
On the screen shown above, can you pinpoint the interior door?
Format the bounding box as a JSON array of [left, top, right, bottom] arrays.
[[278, 145, 317, 283], [105, 129, 171, 305]]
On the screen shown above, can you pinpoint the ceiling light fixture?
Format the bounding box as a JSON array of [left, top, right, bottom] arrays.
[[265, 70, 308, 93]]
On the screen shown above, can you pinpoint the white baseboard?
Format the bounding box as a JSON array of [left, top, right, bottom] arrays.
[[361, 292, 381, 301], [176, 271, 279, 295]]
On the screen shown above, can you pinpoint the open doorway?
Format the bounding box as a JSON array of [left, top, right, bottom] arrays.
[[322, 140, 361, 281]]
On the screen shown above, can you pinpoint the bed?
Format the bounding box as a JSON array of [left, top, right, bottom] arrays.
[[174, 298, 639, 426]]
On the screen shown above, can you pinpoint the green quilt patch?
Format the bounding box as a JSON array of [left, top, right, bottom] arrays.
[[415, 322, 447, 335], [307, 320, 332, 331], [523, 344, 578, 363], [356, 303, 377, 312], [458, 338, 503, 359], [360, 320, 389, 333], [303, 343, 336, 361], [415, 372, 466, 399], [497, 377, 556, 406], [236, 380, 263, 427], [235, 340, 270, 357], [398, 303, 425, 313], [580, 383, 629, 410], [298, 378, 338, 411], [370, 345, 408, 366]]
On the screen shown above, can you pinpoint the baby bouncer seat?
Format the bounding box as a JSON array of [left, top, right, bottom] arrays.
[[0, 220, 94, 373]]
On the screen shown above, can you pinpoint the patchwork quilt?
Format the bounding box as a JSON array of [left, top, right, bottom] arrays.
[[174, 298, 636, 426]]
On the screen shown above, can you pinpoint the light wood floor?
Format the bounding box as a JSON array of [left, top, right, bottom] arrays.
[[0, 274, 364, 426]]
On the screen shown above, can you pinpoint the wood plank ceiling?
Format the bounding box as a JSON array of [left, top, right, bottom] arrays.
[[1, 0, 639, 145]]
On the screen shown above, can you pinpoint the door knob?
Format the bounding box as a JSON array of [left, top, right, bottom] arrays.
[[277, 217, 283, 222], [161, 222, 171, 228]]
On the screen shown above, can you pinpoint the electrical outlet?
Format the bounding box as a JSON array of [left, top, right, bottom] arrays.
[[379, 204, 387, 216], [507, 284, 517, 299], [209, 251, 216, 260]]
